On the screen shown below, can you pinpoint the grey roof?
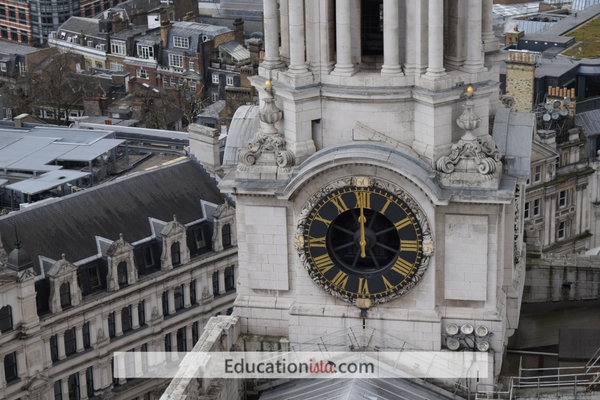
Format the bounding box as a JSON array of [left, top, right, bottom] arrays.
[[56, 138, 125, 162], [576, 109, 600, 137], [222, 105, 260, 167], [539, 4, 600, 36], [0, 159, 227, 272], [573, 0, 600, 11], [6, 170, 91, 195], [219, 40, 251, 61], [506, 20, 557, 35], [0, 41, 40, 56], [259, 378, 454, 400], [59, 17, 100, 37], [492, 108, 535, 180], [198, 100, 226, 119]]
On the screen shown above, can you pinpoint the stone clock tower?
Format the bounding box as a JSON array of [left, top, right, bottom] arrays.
[[219, 0, 533, 380]]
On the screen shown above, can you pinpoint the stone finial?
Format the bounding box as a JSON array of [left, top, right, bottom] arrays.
[[173, 214, 177, 222], [119, 233, 123, 241], [61, 253, 66, 260], [456, 86, 481, 141]]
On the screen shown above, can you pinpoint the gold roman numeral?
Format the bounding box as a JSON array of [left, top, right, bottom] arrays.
[[380, 198, 392, 214], [394, 217, 411, 230], [358, 278, 370, 295], [382, 275, 394, 291], [391, 257, 413, 277], [308, 236, 327, 248], [331, 270, 349, 289], [330, 196, 349, 214], [400, 239, 418, 252], [313, 253, 334, 274], [355, 191, 371, 209]]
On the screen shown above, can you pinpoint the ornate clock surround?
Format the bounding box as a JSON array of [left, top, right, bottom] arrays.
[[295, 176, 434, 308]]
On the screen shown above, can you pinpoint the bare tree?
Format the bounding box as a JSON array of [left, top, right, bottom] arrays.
[[165, 83, 205, 128]]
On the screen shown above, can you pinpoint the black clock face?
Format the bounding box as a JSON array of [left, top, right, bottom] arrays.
[[301, 185, 423, 301]]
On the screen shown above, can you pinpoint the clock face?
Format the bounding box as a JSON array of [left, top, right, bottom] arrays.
[[296, 178, 433, 307]]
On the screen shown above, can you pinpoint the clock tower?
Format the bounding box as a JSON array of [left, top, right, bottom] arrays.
[[219, 0, 532, 380]]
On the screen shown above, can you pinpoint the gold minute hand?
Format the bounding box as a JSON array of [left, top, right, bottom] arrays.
[[359, 204, 366, 258]]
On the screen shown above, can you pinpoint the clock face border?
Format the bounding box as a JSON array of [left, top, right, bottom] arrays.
[[295, 177, 434, 308]]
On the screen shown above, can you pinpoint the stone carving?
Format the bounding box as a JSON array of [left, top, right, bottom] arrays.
[[151, 306, 160, 321], [17, 268, 36, 282], [202, 286, 211, 299], [436, 87, 503, 189], [238, 80, 295, 171], [97, 328, 105, 343], [500, 94, 515, 110]]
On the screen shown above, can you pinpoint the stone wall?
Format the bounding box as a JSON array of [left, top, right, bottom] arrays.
[[524, 254, 600, 302], [505, 53, 536, 113]]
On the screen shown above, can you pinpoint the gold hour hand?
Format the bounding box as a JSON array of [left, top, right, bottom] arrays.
[[359, 205, 366, 258]]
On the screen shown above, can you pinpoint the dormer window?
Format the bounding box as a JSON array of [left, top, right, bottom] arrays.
[[173, 36, 189, 49], [222, 224, 231, 247], [60, 282, 71, 308], [117, 262, 128, 286], [171, 242, 181, 266]]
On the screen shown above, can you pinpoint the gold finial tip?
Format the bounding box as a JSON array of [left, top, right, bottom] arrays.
[[265, 80, 272, 87], [466, 86, 474, 94]]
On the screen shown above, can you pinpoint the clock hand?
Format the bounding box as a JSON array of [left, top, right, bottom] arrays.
[[359, 204, 367, 258]]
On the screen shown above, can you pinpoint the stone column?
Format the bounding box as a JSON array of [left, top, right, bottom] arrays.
[[381, 0, 402, 75], [115, 310, 123, 336], [218, 270, 226, 295], [57, 332, 66, 360], [62, 379, 69, 400], [43, 337, 53, 368], [79, 370, 89, 400], [117, 355, 127, 385], [186, 324, 194, 351], [16, 350, 26, 378], [168, 289, 176, 315], [482, 0, 496, 52], [76, 325, 85, 352], [183, 284, 191, 308], [404, 0, 427, 76], [280, 0, 290, 61], [134, 348, 143, 377], [463, 0, 483, 71], [288, 0, 308, 74], [0, 355, 5, 388], [132, 303, 139, 330], [332, 0, 354, 75], [425, 0, 445, 77], [263, 0, 282, 68]]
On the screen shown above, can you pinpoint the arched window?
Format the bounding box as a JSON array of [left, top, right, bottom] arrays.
[[60, 282, 71, 308], [117, 261, 128, 286], [222, 224, 231, 248], [171, 242, 181, 266], [0, 305, 12, 333]]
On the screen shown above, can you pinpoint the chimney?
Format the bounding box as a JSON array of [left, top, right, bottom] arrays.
[[160, 20, 172, 49], [183, 11, 195, 22], [112, 15, 128, 33], [248, 39, 262, 65], [504, 52, 537, 113], [233, 18, 244, 45]]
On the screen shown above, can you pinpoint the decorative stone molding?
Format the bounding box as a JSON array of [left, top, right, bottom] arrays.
[[237, 81, 295, 178], [47, 254, 82, 313], [436, 87, 503, 189], [106, 233, 136, 292], [160, 215, 190, 270], [211, 202, 237, 252]]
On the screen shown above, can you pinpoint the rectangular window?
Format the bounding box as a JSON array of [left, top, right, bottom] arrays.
[[533, 199, 541, 217], [0, 6, 5, 19], [177, 327, 186, 352], [50, 335, 59, 361], [211, 92, 218, 102], [190, 280, 196, 304], [226, 76, 234, 86], [121, 305, 132, 333], [142, 246, 155, 268], [212, 74, 219, 84], [225, 266, 235, 292], [212, 272, 219, 295], [534, 165, 541, 183], [138, 300, 146, 326], [108, 311, 115, 338], [88, 265, 101, 288], [0, 63, 6, 72], [141, 343, 148, 372], [524, 202, 530, 219], [137, 44, 154, 59], [165, 333, 172, 352], [83, 322, 91, 349], [192, 321, 199, 344], [561, 150, 569, 167], [173, 36, 189, 48], [162, 291, 169, 316], [54, 380, 62, 400], [111, 40, 126, 55], [188, 60, 195, 71], [18, 10, 25, 23], [68, 373, 80, 400], [4, 352, 17, 382], [86, 367, 94, 398], [136, 69, 149, 79], [168, 54, 183, 68], [109, 61, 124, 72], [0, 305, 12, 333], [64, 327, 77, 356], [558, 221, 566, 239], [559, 190, 567, 208], [174, 285, 184, 311]]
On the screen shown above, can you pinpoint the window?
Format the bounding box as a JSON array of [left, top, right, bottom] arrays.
[[171, 242, 181, 266], [0, 6, 5, 19], [137, 69, 149, 79], [137, 44, 154, 59], [162, 291, 169, 316], [222, 224, 231, 247], [0, 305, 12, 333], [226, 76, 234, 86], [138, 300, 146, 326], [117, 261, 128, 286], [18, 9, 25, 23], [190, 280, 196, 304], [111, 40, 126, 55], [534, 165, 541, 183], [109, 61, 124, 72], [121, 305, 132, 333], [211, 92, 218, 102], [0, 62, 6, 72], [68, 373, 80, 400], [86, 367, 94, 398], [83, 322, 91, 349], [169, 54, 183, 68], [108, 311, 116, 338], [177, 327, 187, 352], [88, 265, 101, 288], [174, 285, 184, 311], [50, 335, 59, 361], [141, 343, 148, 372], [361, 0, 383, 56], [559, 190, 567, 209], [4, 351, 17, 382], [524, 202, 530, 220], [64, 328, 76, 357], [173, 36, 189, 48], [189, 60, 195, 71], [561, 150, 569, 167], [60, 282, 71, 308], [165, 333, 172, 352], [533, 199, 541, 217], [192, 321, 199, 344], [558, 221, 566, 240], [54, 380, 62, 400], [225, 266, 235, 292], [212, 272, 219, 295], [142, 245, 155, 268], [194, 227, 206, 251], [212, 74, 219, 84]]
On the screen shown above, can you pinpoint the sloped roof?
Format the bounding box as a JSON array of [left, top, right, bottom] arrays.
[[576, 109, 600, 137], [219, 40, 251, 61], [492, 108, 535, 179], [0, 160, 227, 271], [59, 17, 100, 36]]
